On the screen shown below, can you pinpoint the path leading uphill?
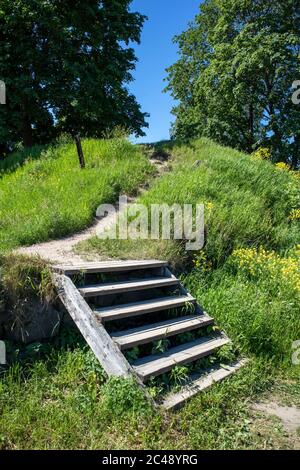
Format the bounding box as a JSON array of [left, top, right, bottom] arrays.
[[16, 156, 168, 264], [16, 199, 124, 264]]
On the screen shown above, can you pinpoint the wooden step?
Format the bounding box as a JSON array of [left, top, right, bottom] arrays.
[[132, 336, 230, 381], [162, 359, 248, 410], [53, 260, 168, 275], [95, 295, 195, 322], [79, 276, 179, 297], [112, 314, 214, 350]]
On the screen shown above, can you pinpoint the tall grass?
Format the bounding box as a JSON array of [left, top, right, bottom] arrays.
[[0, 339, 298, 449], [185, 247, 300, 363], [0, 145, 46, 175], [80, 138, 299, 265], [0, 138, 153, 252]]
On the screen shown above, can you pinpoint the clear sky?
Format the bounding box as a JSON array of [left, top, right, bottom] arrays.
[[129, 0, 200, 143]]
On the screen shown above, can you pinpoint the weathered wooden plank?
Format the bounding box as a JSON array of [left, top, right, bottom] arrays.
[[133, 336, 230, 380], [53, 260, 168, 275], [95, 295, 195, 322], [112, 314, 214, 350], [52, 273, 133, 377], [79, 276, 179, 297], [162, 359, 248, 410]]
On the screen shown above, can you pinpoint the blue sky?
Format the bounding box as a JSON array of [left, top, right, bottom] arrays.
[[129, 0, 200, 143]]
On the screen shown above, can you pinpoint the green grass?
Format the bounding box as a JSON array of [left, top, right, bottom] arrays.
[[0, 137, 154, 252], [0, 138, 299, 449], [79, 138, 299, 266], [0, 144, 46, 175], [1, 339, 299, 449], [184, 249, 300, 365]]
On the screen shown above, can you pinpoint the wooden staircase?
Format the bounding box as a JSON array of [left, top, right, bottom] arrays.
[[52, 260, 245, 409]]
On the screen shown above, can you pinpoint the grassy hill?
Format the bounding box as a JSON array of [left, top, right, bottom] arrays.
[[79, 138, 300, 365], [0, 137, 154, 252], [81, 138, 299, 264], [0, 138, 299, 449]]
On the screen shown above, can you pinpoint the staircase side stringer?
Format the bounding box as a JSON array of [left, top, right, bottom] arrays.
[[53, 273, 135, 379]]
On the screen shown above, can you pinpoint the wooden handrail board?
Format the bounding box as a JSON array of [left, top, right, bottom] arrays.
[[53, 274, 133, 377]]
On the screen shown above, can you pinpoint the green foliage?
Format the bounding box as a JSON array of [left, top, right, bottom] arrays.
[[151, 339, 170, 355], [101, 376, 152, 417], [2, 346, 298, 449], [0, 254, 54, 330], [124, 346, 140, 362], [81, 139, 300, 266], [185, 249, 300, 362], [0, 0, 148, 153], [0, 138, 299, 449], [216, 344, 236, 364], [169, 365, 189, 386], [0, 138, 153, 251], [0, 145, 46, 174], [166, 0, 300, 167]]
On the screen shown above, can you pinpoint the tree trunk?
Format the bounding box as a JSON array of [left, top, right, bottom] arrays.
[[75, 135, 85, 169], [22, 115, 33, 148]]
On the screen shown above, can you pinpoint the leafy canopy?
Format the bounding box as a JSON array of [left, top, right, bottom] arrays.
[[0, 0, 148, 153], [166, 0, 300, 167]]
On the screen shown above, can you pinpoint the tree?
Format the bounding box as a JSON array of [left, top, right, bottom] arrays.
[[166, 0, 300, 167], [0, 0, 148, 155]]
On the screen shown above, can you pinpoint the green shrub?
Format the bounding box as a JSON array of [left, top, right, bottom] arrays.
[[101, 376, 152, 416]]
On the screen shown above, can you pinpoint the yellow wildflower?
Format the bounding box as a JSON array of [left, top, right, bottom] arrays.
[[251, 148, 271, 161], [289, 209, 300, 221], [232, 247, 300, 294], [275, 162, 291, 171]]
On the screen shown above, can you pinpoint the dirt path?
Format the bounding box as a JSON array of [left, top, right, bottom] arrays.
[[248, 378, 300, 449], [16, 157, 168, 265], [252, 402, 300, 434], [16, 198, 125, 264]]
